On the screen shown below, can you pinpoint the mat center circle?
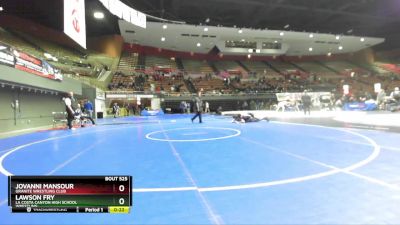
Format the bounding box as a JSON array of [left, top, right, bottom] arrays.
[[145, 127, 241, 142]]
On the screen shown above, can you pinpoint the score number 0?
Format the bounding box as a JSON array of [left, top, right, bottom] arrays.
[[118, 184, 125, 205]]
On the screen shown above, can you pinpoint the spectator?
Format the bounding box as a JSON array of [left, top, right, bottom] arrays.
[[389, 87, 400, 112], [204, 101, 210, 113], [180, 101, 187, 114], [186, 102, 191, 114], [390, 87, 400, 102], [216, 106, 223, 115], [376, 88, 386, 110], [242, 101, 248, 110], [112, 103, 120, 118], [301, 90, 312, 115], [75, 104, 96, 127], [84, 100, 94, 118]]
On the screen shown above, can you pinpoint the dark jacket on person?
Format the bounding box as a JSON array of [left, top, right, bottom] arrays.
[[301, 94, 312, 106], [193, 97, 203, 113]]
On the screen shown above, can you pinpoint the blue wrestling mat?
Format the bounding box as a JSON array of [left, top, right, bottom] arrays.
[[0, 114, 400, 224]]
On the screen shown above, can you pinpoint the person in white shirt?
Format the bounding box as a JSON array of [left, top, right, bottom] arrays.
[[389, 87, 400, 112], [112, 103, 120, 118], [390, 87, 400, 102], [75, 104, 96, 127], [63, 92, 75, 129], [376, 88, 386, 110], [204, 101, 210, 113]]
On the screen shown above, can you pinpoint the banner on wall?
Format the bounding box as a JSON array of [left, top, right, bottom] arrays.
[[98, 0, 146, 28], [0, 43, 15, 66], [0, 42, 63, 81], [64, 0, 87, 49]]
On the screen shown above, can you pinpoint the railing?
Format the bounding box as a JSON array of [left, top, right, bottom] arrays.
[[114, 65, 322, 81], [105, 90, 278, 98], [67, 74, 107, 90]]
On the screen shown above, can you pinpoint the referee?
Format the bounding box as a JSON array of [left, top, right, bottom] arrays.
[[64, 92, 76, 129], [191, 91, 203, 123], [301, 90, 312, 115]]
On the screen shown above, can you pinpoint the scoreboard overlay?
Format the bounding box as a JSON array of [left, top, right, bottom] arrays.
[[8, 176, 132, 213]]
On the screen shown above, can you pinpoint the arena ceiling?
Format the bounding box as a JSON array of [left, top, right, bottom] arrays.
[[1, 0, 400, 51], [127, 0, 400, 51]]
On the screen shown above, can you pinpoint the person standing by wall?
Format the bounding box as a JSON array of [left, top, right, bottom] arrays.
[[84, 100, 94, 118], [112, 102, 120, 118], [376, 88, 386, 110], [301, 90, 312, 115], [191, 91, 203, 123], [64, 92, 76, 129], [180, 101, 187, 114], [186, 102, 191, 114], [75, 103, 96, 127], [204, 101, 210, 113]]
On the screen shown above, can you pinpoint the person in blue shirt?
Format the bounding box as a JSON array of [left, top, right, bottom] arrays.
[[84, 100, 94, 118]]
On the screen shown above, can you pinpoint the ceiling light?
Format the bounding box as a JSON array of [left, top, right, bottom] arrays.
[[205, 18, 210, 23], [238, 29, 243, 34], [309, 33, 314, 38], [327, 52, 332, 56], [280, 32, 284, 36], [204, 27, 208, 32], [308, 47, 313, 52], [162, 24, 168, 29], [360, 37, 365, 42], [161, 37, 166, 42], [248, 49, 253, 53], [241, 39, 245, 42], [256, 49, 261, 53], [274, 40, 278, 43], [0, 6, 3, 11], [284, 24, 290, 29], [338, 46, 343, 50], [247, 54, 251, 59], [335, 35, 340, 40], [197, 43, 201, 47], [93, 11, 104, 19]]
